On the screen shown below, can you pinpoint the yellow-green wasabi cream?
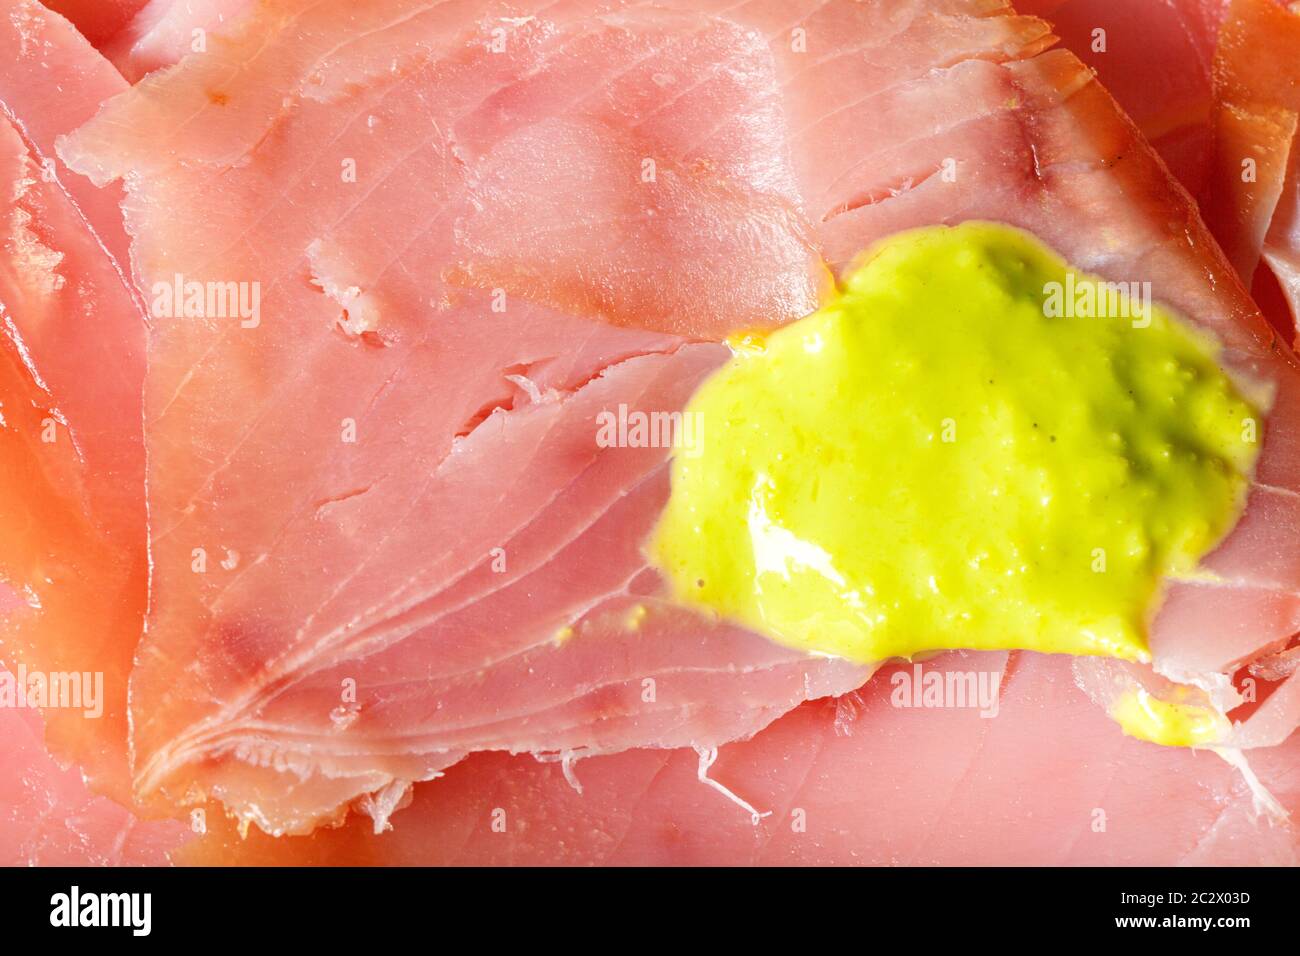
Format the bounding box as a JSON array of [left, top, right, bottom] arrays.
[[1109, 688, 1229, 747], [649, 222, 1260, 664]]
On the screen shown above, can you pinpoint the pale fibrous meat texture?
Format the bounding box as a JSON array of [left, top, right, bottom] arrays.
[[0, 0, 1296, 859]]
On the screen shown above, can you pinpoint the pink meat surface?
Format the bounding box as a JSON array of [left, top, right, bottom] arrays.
[[1016, 0, 1228, 197], [102, 0, 257, 81], [0, 686, 189, 866], [1207, 0, 1300, 344], [183, 651, 1300, 865], [37, 0, 151, 46], [0, 0, 1289, 864], [0, 0, 147, 810], [41, 0, 1300, 841], [1020, 0, 1300, 342]]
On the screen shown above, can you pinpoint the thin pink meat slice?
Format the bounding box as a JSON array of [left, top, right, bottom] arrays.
[[908, 0, 1300, 343], [102, 0, 257, 81], [993, 0, 1225, 196], [0, 684, 190, 866], [53, 0, 1300, 837], [4, 1, 133, 266], [182, 650, 1300, 865], [0, 1, 139, 478], [55, 0, 861, 835], [37, 0, 151, 47], [1197, 0, 1300, 343], [0, 0, 148, 805]]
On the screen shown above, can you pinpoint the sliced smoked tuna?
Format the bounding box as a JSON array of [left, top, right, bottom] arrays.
[[1016, 0, 1225, 197], [36, 0, 1300, 838], [913, 1, 1300, 343], [0, 698, 189, 865], [37, 0, 151, 47], [0, 1, 147, 803], [1205, 0, 1300, 343], [178, 651, 1300, 865], [101, 0, 257, 82]]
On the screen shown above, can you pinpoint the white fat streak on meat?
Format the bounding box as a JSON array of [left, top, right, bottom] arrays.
[[105, 0, 258, 83], [1213, 748, 1290, 824], [352, 776, 418, 833], [7, 166, 65, 295], [532, 749, 588, 794], [694, 746, 771, 826], [1250, 644, 1300, 681], [306, 237, 382, 338]]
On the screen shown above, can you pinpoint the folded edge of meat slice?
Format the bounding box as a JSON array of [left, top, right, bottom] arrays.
[[0, 0, 150, 806], [54, 0, 1300, 836], [1014, 0, 1222, 198], [0, 699, 189, 865], [1203, 0, 1300, 344], [51, 0, 868, 836], [178, 650, 1300, 865], [1019, 0, 1299, 344], [37, 1, 152, 46], [101, 0, 258, 82]]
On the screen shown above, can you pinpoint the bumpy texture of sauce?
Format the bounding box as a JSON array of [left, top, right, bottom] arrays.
[[1110, 689, 1229, 747], [651, 222, 1260, 664]]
